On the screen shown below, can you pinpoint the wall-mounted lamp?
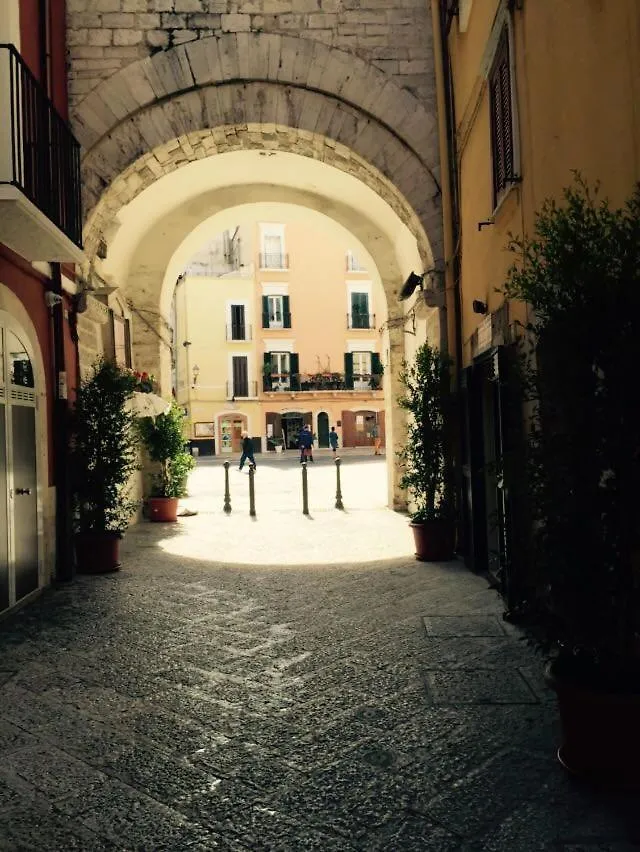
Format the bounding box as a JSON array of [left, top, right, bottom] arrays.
[[192, 364, 200, 386], [398, 271, 425, 301], [183, 340, 191, 347], [398, 269, 445, 308], [472, 300, 488, 315]]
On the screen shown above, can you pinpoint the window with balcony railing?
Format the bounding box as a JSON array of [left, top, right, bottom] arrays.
[[259, 252, 289, 270], [0, 44, 82, 249], [346, 251, 366, 272], [347, 313, 375, 329], [226, 323, 252, 341]]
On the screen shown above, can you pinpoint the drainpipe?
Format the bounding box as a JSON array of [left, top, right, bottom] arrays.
[[50, 263, 74, 582], [432, 0, 465, 548]]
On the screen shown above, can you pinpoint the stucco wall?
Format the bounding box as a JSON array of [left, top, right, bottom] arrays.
[[448, 0, 640, 362]]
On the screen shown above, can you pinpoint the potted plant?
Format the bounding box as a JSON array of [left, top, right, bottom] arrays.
[[398, 341, 456, 561], [503, 178, 640, 785], [70, 359, 140, 573], [137, 401, 195, 522]]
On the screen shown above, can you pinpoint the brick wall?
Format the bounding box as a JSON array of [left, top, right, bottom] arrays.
[[66, 0, 435, 110]]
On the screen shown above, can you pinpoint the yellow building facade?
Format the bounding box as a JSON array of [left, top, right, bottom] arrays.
[[174, 220, 387, 456], [437, 0, 640, 585]]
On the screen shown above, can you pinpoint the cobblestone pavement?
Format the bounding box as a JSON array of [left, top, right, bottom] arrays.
[[0, 461, 638, 850]]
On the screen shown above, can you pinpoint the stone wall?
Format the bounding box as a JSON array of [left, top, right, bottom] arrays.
[[67, 0, 436, 110]]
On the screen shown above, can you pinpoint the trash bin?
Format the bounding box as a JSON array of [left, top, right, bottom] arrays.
[[191, 446, 199, 457]]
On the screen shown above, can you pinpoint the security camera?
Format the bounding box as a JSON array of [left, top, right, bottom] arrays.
[[45, 291, 63, 308]]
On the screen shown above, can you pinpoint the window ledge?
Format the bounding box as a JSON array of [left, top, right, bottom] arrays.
[[492, 178, 521, 219]]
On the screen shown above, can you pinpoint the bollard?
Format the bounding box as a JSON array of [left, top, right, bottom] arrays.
[[249, 463, 256, 517], [302, 461, 309, 515], [223, 461, 232, 513], [334, 456, 344, 510]]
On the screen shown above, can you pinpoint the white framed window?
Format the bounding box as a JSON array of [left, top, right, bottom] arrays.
[[346, 251, 366, 272], [352, 351, 372, 390], [261, 285, 291, 329], [260, 224, 288, 270], [226, 300, 250, 341], [268, 296, 283, 328], [346, 281, 373, 329], [271, 351, 291, 390]]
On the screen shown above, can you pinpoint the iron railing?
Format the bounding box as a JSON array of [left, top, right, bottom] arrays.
[[264, 373, 384, 392], [226, 380, 258, 399], [259, 252, 289, 269], [347, 313, 375, 330], [226, 323, 252, 341], [0, 44, 82, 248]]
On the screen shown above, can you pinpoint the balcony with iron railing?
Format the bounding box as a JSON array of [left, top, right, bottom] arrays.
[[259, 252, 289, 270], [225, 323, 252, 341], [347, 313, 376, 330], [226, 380, 258, 399], [263, 372, 383, 393], [0, 44, 83, 261]]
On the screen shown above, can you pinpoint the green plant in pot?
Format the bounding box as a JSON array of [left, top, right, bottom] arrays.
[[137, 401, 195, 522], [70, 359, 140, 573], [502, 178, 640, 785], [398, 341, 456, 561]]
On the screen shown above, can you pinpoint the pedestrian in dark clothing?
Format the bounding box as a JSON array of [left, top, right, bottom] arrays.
[[298, 425, 314, 463], [238, 431, 256, 470], [329, 426, 339, 454]]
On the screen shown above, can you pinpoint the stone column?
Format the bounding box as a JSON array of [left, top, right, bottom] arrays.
[[386, 322, 408, 511]]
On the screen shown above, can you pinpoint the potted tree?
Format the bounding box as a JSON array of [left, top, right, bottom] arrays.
[[138, 401, 195, 522], [70, 359, 139, 573], [398, 341, 456, 561], [503, 178, 640, 786]]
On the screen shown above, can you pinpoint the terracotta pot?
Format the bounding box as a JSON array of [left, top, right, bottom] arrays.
[[546, 661, 640, 788], [410, 519, 456, 562], [147, 496, 179, 522], [75, 531, 121, 574]]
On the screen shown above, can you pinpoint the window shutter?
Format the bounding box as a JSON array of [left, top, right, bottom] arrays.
[[489, 27, 514, 206], [344, 353, 354, 389], [290, 353, 300, 390], [283, 295, 291, 328], [263, 352, 272, 391], [371, 353, 381, 377], [262, 296, 269, 328]]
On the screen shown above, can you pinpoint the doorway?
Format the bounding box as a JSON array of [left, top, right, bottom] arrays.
[[317, 412, 330, 448], [282, 412, 304, 449], [0, 316, 40, 614]]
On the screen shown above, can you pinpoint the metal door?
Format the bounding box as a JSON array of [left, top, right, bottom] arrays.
[[11, 404, 38, 601], [0, 396, 8, 611]]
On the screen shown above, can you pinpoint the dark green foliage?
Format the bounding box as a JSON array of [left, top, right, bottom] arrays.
[[398, 342, 454, 523], [137, 401, 195, 498], [503, 178, 640, 678], [70, 359, 140, 533]]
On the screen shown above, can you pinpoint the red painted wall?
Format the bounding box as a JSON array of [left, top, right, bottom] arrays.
[[0, 249, 79, 485], [19, 0, 68, 118]]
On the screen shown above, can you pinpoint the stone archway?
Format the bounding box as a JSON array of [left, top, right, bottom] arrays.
[[70, 33, 442, 268], [72, 33, 443, 511]]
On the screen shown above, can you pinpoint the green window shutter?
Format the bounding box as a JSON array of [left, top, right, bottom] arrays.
[[263, 352, 272, 391], [262, 296, 269, 328], [344, 353, 354, 389], [283, 295, 291, 328], [290, 353, 300, 390], [371, 353, 381, 376]]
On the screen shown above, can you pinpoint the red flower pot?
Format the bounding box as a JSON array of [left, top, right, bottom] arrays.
[[147, 497, 179, 522], [75, 531, 121, 574], [410, 519, 456, 562], [546, 661, 640, 788]]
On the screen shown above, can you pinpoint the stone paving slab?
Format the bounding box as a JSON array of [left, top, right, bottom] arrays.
[[0, 492, 639, 849]]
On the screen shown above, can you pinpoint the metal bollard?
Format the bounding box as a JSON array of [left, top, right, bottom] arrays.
[[249, 463, 256, 517], [334, 456, 344, 510], [302, 461, 309, 515], [223, 461, 231, 514]]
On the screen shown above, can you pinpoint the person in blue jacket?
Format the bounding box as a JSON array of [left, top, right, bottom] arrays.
[[298, 425, 314, 463], [329, 426, 339, 454], [238, 431, 256, 471]]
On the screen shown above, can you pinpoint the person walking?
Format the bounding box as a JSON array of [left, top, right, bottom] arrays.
[[329, 426, 339, 455], [238, 430, 256, 471], [298, 424, 314, 463], [371, 420, 381, 455]]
